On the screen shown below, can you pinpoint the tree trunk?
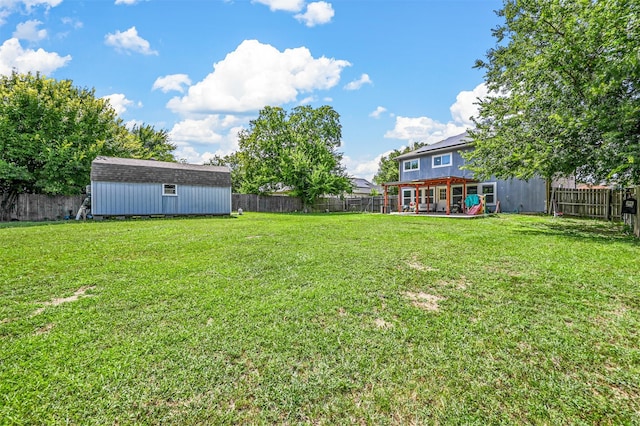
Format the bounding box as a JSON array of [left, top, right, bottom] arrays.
[[0, 191, 18, 221]]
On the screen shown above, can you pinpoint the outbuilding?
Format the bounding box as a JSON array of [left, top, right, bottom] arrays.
[[90, 156, 231, 217]]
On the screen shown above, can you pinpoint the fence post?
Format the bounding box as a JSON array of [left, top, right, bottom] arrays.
[[634, 187, 640, 238]]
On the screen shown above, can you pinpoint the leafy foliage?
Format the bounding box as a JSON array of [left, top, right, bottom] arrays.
[[0, 72, 175, 200], [228, 105, 352, 205], [206, 152, 243, 193], [466, 0, 640, 184], [128, 124, 176, 162]]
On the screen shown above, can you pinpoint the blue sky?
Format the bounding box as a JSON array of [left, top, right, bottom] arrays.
[[0, 0, 503, 180]]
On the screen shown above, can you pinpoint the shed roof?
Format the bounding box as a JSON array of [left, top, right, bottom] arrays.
[[395, 132, 471, 161], [91, 156, 231, 187]]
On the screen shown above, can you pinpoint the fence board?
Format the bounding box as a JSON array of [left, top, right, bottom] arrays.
[[554, 188, 612, 219], [1, 194, 84, 221]]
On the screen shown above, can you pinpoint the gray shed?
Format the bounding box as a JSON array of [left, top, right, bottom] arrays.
[[90, 157, 231, 217]]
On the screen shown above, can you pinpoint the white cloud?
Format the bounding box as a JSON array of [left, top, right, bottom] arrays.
[[152, 74, 192, 93], [449, 83, 488, 127], [170, 115, 245, 163], [252, 0, 304, 12], [349, 84, 490, 180], [383, 83, 489, 144], [342, 154, 385, 181], [22, 0, 62, 8], [115, 0, 140, 4], [0, 10, 9, 26], [104, 26, 158, 55], [0, 38, 70, 75], [295, 1, 334, 27], [124, 119, 143, 130], [102, 93, 134, 115], [369, 106, 387, 119], [61, 17, 83, 29], [384, 116, 467, 144], [0, 0, 61, 24], [344, 73, 372, 91], [298, 95, 316, 105], [13, 19, 47, 41], [167, 39, 350, 115]]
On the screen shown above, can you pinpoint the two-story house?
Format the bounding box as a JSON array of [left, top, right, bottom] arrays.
[[383, 132, 548, 214]]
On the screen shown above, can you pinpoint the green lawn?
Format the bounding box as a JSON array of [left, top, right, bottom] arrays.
[[1, 213, 638, 424]]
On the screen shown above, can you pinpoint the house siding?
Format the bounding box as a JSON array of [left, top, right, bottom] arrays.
[[91, 182, 232, 216], [397, 146, 547, 213], [400, 151, 473, 181]]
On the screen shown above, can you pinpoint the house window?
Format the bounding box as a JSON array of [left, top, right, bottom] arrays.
[[403, 159, 419, 171], [481, 183, 496, 204], [452, 186, 463, 208], [420, 188, 434, 205], [439, 188, 447, 201], [467, 185, 478, 195], [402, 189, 414, 207], [432, 153, 451, 168], [163, 184, 178, 196]]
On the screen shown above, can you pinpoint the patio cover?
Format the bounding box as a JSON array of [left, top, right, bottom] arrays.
[[383, 176, 477, 215]]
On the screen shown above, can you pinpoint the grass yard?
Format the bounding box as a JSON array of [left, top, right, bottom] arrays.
[[0, 213, 639, 424]]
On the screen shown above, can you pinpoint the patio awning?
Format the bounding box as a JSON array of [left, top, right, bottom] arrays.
[[382, 176, 478, 215], [383, 176, 477, 188]]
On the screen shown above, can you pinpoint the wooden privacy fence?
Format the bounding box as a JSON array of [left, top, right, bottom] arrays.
[[234, 194, 399, 214], [0, 193, 84, 222], [551, 187, 635, 220], [1, 193, 396, 221], [232, 194, 303, 213], [342, 196, 399, 213]]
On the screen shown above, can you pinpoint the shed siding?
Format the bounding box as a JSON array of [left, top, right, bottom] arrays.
[[92, 182, 231, 215]]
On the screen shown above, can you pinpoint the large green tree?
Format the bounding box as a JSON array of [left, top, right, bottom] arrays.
[[232, 105, 352, 205], [206, 152, 243, 193], [465, 0, 640, 185], [0, 72, 175, 209], [373, 142, 426, 194], [128, 124, 176, 162]]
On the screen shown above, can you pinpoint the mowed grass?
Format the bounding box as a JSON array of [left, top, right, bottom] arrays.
[[0, 213, 638, 424]]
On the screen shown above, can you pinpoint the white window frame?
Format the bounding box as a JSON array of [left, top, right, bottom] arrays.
[[402, 188, 414, 207], [452, 186, 464, 207], [480, 182, 496, 205], [162, 183, 178, 196], [419, 188, 434, 205], [432, 153, 452, 168], [403, 159, 420, 172]]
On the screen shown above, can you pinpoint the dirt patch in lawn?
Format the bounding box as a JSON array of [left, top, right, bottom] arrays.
[[436, 275, 472, 290], [403, 291, 444, 312], [374, 318, 394, 329], [32, 286, 96, 316], [406, 255, 437, 272], [35, 323, 55, 335]]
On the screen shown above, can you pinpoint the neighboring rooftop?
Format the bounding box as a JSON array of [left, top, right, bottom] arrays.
[[350, 177, 382, 195], [395, 132, 470, 161]]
